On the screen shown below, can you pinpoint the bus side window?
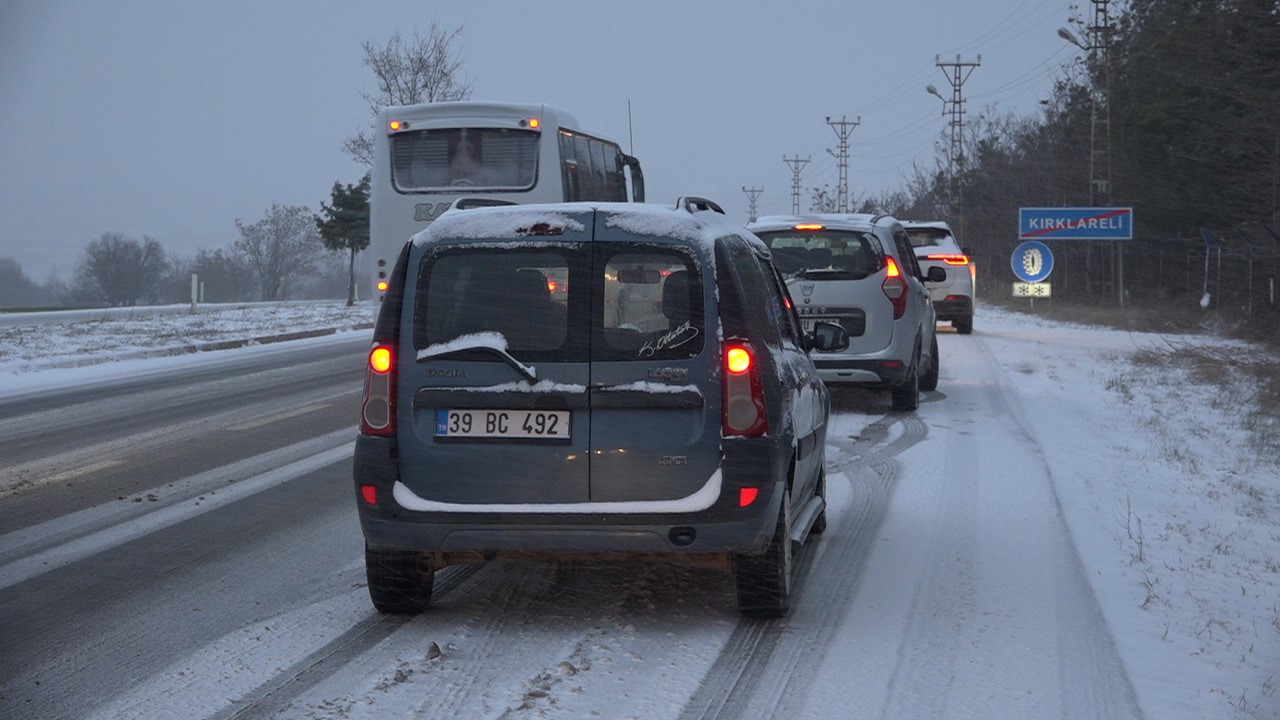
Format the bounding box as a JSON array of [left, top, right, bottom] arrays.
[[559, 132, 581, 201], [573, 135, 596, 199], [589, 140, 608, 201]]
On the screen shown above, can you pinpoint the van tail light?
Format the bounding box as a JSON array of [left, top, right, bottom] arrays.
[[881, 257, 909, 320], [361, 343, 395, 436], [723, 342, 769, 437]]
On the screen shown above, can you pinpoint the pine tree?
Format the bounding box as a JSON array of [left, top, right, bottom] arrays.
[[316, 173, 371, 306]]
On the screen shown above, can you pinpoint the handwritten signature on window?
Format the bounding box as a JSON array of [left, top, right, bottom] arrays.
[[639, 321, 699, 358]]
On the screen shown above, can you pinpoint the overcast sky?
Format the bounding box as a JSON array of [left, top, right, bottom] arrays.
[[1, 0, 1077, 282]]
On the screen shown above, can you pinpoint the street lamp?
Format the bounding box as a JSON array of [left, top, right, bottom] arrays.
[[1057, 26, 1085, 49]]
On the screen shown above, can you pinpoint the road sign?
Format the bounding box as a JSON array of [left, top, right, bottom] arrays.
[[1011, 241, 1054, 283], [1012, 282, 1051, 298], [1019, 207, 1133, 240]]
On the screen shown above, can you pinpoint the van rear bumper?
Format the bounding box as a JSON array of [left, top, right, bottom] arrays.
[[354, 435, 786, 560], [812, 358, 911, 387]]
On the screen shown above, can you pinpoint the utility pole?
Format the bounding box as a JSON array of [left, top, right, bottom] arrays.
[[826, 116, 859, 213], [783, 155, 810, 214], [742, 185, 763, 223], [1060, 0, 1119, 305], [932, 54, 980, 241]]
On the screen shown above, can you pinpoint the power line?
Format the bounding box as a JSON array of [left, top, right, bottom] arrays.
[[825, 115, 860, 212], [782, 155, 810, 214], [933, 54, 981, 238], [742, 185, 764, 223]]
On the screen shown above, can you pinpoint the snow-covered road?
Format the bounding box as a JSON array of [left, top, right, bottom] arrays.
[[0, 305, 1275, 719]]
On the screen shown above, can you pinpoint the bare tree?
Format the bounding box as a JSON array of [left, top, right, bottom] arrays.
[[74, 233, 169, 306], [808, 186, 839, 213], [235, 204, 320, 301], [344, 24, 474, 165]]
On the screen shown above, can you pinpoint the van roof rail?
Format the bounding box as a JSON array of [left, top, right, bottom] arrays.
[[451, 197, 519, 210], [677, 196, 725, 215]]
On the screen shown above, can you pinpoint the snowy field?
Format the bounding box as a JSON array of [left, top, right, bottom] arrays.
[[0, 301, 376, 380], [1, 302, 1276, 718]]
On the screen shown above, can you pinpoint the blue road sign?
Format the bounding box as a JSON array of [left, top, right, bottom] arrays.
[[1012, 241, 1054, 283], [1019, 207, 1133, 240]]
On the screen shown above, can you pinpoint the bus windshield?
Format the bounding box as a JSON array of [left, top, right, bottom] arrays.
[[391, 128, 539, 191]]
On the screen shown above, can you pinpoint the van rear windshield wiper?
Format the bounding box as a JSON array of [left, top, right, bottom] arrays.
[[418, 332, 538, 383]]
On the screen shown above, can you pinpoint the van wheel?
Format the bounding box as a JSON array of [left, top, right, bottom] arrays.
[[920, 334, 940, 392], [365, 544, 435, 614], [891, 352, 921, 411], [955, 316, 973, 335], [736, 489, 793, 618], [810, 469, 828, 536]]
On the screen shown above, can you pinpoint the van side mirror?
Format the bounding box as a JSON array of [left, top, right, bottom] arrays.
[[926, 266, 947, 283], [809, 321, 849, 353]]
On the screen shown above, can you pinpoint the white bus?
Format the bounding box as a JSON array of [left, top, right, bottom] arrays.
[[368, 101, 645, 300]]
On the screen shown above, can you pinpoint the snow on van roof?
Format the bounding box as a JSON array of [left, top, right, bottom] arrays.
[[601, 204, 717, 243], [413, 206, 588, 244], [414, 202, 738, 246]]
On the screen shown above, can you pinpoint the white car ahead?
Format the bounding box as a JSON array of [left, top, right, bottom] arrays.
[[903, 220, 975, 334]]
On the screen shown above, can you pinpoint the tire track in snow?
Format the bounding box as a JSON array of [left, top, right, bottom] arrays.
[[221, 565, 482, 720], [970, 337, 1145, 720], [870, 334, 1143, 720], [681, 411, 928, 719]]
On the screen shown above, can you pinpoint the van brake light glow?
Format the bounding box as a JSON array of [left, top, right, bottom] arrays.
[[885, 256, 902, 278], [927, 254, 970, 265], [723, 342, 768, 437], [369, 346, 392, 374], [881, 257, 909, 319], [726, 346, 753, 374], [793, 224, 825, 231], [361, 343, 395, 436]]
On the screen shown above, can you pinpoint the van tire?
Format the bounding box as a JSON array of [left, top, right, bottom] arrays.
[[920, 334, 940, 392], [810, 468, 828, 536], [736, 489, 793, 618], [891, 351, 921, 411], [366, 544, 435, 614], [955, 316, 973, 335]]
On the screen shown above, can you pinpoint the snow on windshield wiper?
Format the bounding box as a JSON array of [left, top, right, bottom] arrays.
[[417, 332, 538, 383]]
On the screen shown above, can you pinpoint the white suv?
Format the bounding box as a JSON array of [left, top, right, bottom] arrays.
[[903, 221, 975, 334], [747, 214, 945, 411]]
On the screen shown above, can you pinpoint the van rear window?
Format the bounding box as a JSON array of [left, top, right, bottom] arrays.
[[414, 249, 573, 357], [598, 249, 702, 360], [412, 244, 702, 362], [755, 229, 878, 278]]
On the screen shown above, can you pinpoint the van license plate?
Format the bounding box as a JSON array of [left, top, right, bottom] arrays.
[[435, 409, 570, 439]]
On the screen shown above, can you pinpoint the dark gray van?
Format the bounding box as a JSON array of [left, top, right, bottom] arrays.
[[354, 198, 844, 617]]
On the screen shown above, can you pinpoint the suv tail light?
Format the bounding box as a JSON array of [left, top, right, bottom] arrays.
[[361, 343, 395, 436], [722, 342, 769, 437], [926, 253, 970, 265], [881, 257, 909, 319]]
